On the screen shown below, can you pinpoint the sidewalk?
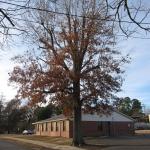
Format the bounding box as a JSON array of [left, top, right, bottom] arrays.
[[1, 136, 86, 150]]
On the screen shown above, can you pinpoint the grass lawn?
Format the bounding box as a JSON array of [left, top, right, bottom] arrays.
[[17, 136, 109, 150], [15, 135, 72, 145]]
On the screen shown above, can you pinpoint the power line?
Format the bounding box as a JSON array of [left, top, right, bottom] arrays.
[[13, 17, 150, 39], [1, 15, 150, 40], [0, 1, 150, 40], [0, 0, 150, 25]]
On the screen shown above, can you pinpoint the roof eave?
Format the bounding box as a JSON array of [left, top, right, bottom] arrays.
[[32, 118, 73, 124]]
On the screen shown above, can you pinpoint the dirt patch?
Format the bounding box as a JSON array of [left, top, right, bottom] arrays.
[[0, 135, 108, 150], [15, 135, 72, 145]]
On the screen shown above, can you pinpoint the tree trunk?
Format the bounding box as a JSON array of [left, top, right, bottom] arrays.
[[73, 103, 83, 146], [72, 80, 84, 146]]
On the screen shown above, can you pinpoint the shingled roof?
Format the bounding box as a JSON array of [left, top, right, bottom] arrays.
[[33, 110, 135, 125], [32, 114, 72, 124]]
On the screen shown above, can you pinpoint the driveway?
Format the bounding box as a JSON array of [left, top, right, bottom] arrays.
[[85, 134, 150, 146], [0, 140, 29, 150], [85, 133, 150, 150], [0, 140, 51, 150]]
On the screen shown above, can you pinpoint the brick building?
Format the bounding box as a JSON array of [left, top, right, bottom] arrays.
[[33, 110, 134, 138]]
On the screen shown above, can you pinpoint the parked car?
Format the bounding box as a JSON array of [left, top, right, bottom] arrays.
[[22, 130, 34, 135]]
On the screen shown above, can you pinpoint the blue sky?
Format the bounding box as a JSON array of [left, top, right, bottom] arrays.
[[117, 37, 150, 108]]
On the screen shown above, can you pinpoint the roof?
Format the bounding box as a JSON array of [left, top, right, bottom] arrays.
[[33, 110, 135, 124], [32, 114, 72, 124], [113, 109, 135, 122], [81, 110, 135, 122]]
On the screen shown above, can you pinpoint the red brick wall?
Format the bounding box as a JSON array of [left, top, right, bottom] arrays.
[[35, 120, 134, 138], [81, 121, 134, 137], [110, 122, 134, 136]]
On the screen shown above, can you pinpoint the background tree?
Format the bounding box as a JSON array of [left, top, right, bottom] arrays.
[[9, 0, 129, 145], [3, 99, 21, 133], [15, 106, 32, 132], [114, 97, 143, 117], [131, 99, 142, 115], [0, 96, 62, 134], [34, 104, 62, 121], [0, 94, 5, 133], [1, 99, 34, 133], [114, 97, 132, 115]]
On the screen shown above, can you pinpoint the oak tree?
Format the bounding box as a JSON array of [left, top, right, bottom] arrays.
[[8, 0, 141, 145]]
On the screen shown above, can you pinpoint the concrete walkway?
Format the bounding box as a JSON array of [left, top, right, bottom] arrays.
[[1, 136, 85, 150]]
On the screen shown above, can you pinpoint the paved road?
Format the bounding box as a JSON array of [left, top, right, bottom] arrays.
[[0, 140, 30, 150], [102, 146, 150, 150]]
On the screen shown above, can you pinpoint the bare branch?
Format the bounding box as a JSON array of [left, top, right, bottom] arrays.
[[0, 8, 14, 26]]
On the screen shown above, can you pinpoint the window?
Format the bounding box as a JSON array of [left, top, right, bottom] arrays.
[[63, 121, 66, 131], [51, 122, 54, 131], [41, 124, 44, 132], [45, 123, 48, 131], [56, 122, 59, 131], [37, 124, 39, 131]]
